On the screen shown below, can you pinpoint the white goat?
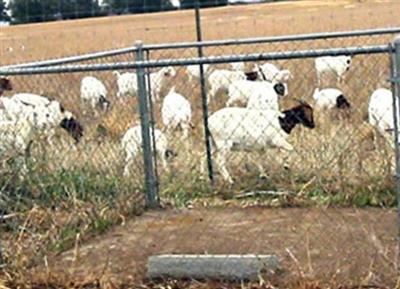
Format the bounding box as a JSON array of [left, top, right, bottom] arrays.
[[315, 55, 351, 86], [121, 125, 175, 176], [226, 80, 287, 108], [114, 66, 176, 100], [246, 89, 281, 111], [0, 99, 50, 173], [80, 76, 110, 111], [208, 69, 246, 101], [312, 88, 351, 110], [258, 63, 292, 83], [113, 71, 137, 98], [0, 97, 33, 121], [0, 119, 36, 154], [186, 64, 211, 82], [0, 97, 48, 127], [161, 87, 192, 139], [9, 93, 84, 144], [207, 101, 315, 183], [149, 66, 176, 101], [368, 88, 398, 147]]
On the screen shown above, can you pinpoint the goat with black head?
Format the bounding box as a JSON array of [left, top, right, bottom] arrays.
[[10, 93, 85, 145], [60, 115, 84, 144], [313, 88, 351, 111], [207, 99, 315, 183], [81, 76, 110, 113], [279, 99, 315, 134]]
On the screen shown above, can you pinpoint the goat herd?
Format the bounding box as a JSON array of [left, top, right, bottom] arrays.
[[0, 54, 396, 182]]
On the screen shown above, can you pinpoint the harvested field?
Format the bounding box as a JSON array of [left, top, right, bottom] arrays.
[[0, 0, 400, 65]]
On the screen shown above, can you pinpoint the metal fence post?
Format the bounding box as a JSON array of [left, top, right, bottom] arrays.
[[135, 41, 159, 208], [144, 49, 160, 194], [195, 1, 214, 185], [391, 35, 400, 273]]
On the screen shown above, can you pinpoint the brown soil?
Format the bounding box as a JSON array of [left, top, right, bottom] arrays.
[[38, 207, 397, 287]]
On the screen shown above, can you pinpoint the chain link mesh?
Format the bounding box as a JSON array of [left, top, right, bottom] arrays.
[[143, 38, 397, 205], [0, 26, 399, 288]]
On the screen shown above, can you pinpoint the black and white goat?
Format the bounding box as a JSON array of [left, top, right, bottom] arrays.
[[80, 76, 110, 111], [207, 100, 315, 183], [312, 88, 351, 110], [10, 93, 84, 145]]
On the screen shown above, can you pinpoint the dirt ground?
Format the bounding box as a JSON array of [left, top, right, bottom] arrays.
[[36, 207, 397, 287]]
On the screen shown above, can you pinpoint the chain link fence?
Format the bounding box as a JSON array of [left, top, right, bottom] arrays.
[[0, 29, 399, 287], [131, 42, 399, 206]]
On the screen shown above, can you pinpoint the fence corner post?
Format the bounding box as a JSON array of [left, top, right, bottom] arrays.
[[391, 34, 400, 275], [135, 40, 159, 209]]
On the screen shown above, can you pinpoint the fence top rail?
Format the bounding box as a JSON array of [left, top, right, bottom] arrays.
[[143, 26, 400, 51], [0, 44, 393, 76], [0, 46, 138, 70], [1, 26, 399, 71]]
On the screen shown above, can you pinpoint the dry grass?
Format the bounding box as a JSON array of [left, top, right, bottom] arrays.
[[2, 45, 397, 206]]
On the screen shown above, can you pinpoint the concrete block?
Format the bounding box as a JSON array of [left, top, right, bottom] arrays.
[[147, 254, 280, 281]]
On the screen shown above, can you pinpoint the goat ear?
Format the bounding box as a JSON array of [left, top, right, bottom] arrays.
[[279, 70, 292, 81], [293, 98, 309, 107], [293, 98, 303, 104]]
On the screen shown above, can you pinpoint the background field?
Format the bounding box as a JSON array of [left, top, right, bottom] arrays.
[[1, 0, 400, 288], [1, 0, 400, 64]]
